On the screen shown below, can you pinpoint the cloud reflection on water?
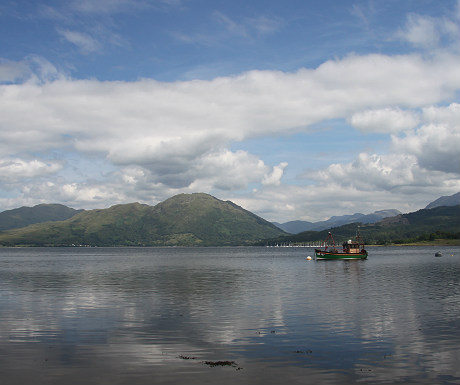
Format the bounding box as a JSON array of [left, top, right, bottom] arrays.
[[0, 246, 458, 384]]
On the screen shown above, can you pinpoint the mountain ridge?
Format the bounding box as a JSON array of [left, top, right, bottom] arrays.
[[273, 192, 459, 234], [0, 193, 285, 247], [0, 192, 458, 247], [425, 192, 460, 209], [264, 205, 459, 246], [0, 204, 83, 231], [273, 209, 402, 234]]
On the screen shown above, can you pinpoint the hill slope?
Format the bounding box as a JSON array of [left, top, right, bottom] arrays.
[[425, 192, 460, 209], [0, 204, 83, 231], [0, 193, 285, 246]]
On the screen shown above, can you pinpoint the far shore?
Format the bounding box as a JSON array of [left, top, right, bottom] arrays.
[[368, 239, 459, 247], [0, 239, 459, 248]]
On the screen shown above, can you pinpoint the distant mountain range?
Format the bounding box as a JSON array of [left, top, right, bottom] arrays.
[[0, 193, 285, 247], [0, 192, 458, 247], [273, 209, 402, 234], [267, 205, 459, 246], [273, 192, 460, 234]]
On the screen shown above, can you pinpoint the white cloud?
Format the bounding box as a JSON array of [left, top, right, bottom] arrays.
[[233, 159, 460, 222], [228, 184, 408, 223], [118, 149, 281, 192], [422, 102, 460, 127], [2, 3, 460, 222], [19, 181, 126, 208], [309, 104, 460, 196], [192, 150, 269, 191], [262, 162, 288, 186], [0, 49, 459, 218], [396, 13, 460, 50], [397, 14, 440, 48], [391, 103, 460, 174], [349, 108, 419, 133], [1, 51, 457, 156], [0, 159, 61, 181], [312, 153, 424, 191]]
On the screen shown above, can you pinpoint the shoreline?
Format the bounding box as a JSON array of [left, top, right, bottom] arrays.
[[368, 239, 459, 247], [1, 240, 459, 248]]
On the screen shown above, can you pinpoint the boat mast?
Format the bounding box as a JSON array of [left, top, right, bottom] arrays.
[[323, 232, 335, 251], [355, 226, 366, 251]]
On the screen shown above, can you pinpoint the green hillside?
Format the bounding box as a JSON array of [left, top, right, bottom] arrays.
[[263, 205, 460, 246], [0, 193, 285, 247], [0, 204, 82, 231]]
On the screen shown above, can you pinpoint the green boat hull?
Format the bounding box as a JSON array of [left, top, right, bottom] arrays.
[[314, 250, 368, 260]]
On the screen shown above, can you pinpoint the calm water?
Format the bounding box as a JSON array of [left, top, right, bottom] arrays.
[[0, 246, 459, 385]]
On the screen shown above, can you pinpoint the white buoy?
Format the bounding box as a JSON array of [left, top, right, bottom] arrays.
[[306, 256, 312, 261]]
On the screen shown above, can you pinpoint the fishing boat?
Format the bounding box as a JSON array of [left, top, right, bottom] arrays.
[[314, 231, 368, 260]]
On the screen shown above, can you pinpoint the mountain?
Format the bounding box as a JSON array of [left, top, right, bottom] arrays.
[[425, 192, 460, 209], [0, 204, 83, 231], [274, 209, 401, 234], [273, 192, 460, 234], [265, 205, 460, 246], [0, 193, 286, 247], [272, 220, 314, 234]]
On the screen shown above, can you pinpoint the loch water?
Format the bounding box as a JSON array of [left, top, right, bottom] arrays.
[[0, 246, 459, 385]]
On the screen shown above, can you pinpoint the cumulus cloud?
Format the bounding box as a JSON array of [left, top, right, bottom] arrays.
[[239, 148, 459, 222], [0, 48, 459, 217], [312, 103, 460, 190], [19, 180, 126, 208], [0, 159, 62, 182], [228, 182, 424, 223], [262, 162, 288, 186], [285, 103, 460, 221], [191, 150, 269, 191], [422, 102, 460, 126], [118, 149, 284, 192], [1, 51, 458, 151], [349, 108, 419, 133], [391, 103, 460, 174], [312, 153, 424, 191]]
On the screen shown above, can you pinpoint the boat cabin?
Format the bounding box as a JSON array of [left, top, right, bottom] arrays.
[[342, 240, 363, 254]]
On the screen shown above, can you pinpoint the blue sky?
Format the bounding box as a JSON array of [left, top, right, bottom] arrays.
[[0, 0, 459, 222]]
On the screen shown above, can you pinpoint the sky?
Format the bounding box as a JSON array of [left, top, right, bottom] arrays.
[[0, 0, 459, 223]]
